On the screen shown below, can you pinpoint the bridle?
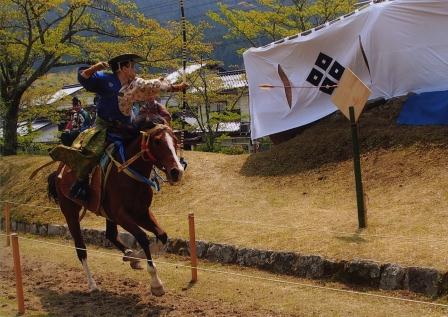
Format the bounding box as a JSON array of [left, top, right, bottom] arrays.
[[116, 124, 175, 173], [140, 125, 167, 163]]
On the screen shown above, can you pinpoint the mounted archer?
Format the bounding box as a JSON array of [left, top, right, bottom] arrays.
[[49, 53, 187, 202], [42, 53, 188, 296]]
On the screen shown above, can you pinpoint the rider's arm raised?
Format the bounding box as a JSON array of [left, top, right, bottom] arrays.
[[118, 78, 188, 116], [77, 62, 109, 92]]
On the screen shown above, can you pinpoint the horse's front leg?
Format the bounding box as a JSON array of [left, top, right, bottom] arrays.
[[116, 213, 165, 296], [105, 219, 143, 270], [139, 209, 168, 256]]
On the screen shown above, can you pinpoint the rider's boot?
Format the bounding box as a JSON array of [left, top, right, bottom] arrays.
[[69, 178, 90, 202]]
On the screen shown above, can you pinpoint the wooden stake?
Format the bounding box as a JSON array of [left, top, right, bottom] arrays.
[[349, 106, 367, 228], [5, 202, 10, 247], [179, 0, 187, 159], [188, 213, 198, 282], [11, 233, 25, 315]]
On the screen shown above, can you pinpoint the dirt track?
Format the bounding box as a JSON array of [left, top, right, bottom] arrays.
[[0, 248, 284, 317]]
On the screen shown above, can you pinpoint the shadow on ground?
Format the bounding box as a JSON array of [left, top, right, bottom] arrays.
[[36, 288, 171, 317]]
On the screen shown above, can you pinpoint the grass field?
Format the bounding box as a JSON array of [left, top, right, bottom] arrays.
[[1, 235, 447, 316], [1, 97, 448, 271]]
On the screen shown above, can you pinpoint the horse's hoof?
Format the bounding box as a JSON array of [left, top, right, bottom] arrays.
[[123, 249, 145, 262], [130, 260, 144, 270], [151, 286, 165, 297], [89, 284, 100, 293]]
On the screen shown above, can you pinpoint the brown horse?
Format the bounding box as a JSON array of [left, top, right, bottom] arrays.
[[47, 117, 184, 296]]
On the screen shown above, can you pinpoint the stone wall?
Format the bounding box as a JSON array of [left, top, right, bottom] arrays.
[[1, 218, 446, 298]]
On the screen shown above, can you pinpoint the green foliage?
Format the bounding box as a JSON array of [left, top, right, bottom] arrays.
[[16, 133, 53, 155], [219, 145, 246, 155], [0, 0, 211, 154], [173, 63, 247, 152], [209, 0, 357, 50]]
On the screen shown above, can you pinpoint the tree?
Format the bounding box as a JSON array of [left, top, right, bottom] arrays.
[[172, 61, 247, 152], [209, 0, 356, 52], [0, 0, 211, 155]]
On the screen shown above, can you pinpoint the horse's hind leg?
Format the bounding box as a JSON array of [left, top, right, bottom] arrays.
[[59, 195, 99, 291], [105, 220, 143, 270], [115, 212, 165, 296]]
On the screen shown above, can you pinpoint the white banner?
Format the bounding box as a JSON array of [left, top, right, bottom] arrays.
[[243, 0, 448, 139]]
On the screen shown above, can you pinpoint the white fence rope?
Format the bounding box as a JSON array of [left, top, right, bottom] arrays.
[[2, 199, 448, 245], [1, 232, 448, 309], [194, 217, 448, 244], [0, 199, 60, 210]]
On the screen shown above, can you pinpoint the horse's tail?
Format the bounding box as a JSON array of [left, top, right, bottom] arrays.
[[47, 171, 59, 203]]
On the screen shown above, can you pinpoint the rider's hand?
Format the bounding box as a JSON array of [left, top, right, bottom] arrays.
[[171, 82, 189, 92], [81, 61, 109, 79], [93, 62, 109, 71]]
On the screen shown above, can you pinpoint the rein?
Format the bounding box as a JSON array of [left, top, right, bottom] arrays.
[[116, 124, 168, 173], [105, 124, 171, 191]]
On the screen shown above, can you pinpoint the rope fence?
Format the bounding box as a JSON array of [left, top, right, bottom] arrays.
[[2, 199, 448, 245], [1, 232, 448, 311], [2, 199, 425, 269]]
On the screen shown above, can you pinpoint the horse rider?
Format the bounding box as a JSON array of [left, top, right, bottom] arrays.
[[49, 53, 187, 202]]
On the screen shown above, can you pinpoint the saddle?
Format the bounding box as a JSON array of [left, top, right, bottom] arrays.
[[56, 164, 107, 217], [56, 145, 117, 219], [55, 142, 159, 218]]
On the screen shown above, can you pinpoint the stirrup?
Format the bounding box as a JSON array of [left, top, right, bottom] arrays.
[[69, 180, 90, 202]]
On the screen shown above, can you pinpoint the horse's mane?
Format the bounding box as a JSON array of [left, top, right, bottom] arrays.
[[133, 114, 168, 131]]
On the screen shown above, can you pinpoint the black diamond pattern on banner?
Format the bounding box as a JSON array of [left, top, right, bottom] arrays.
[[328, 61, 345, 81], [315, 53, 333, 71], [320, 77, 336, 95], [306, 68, 324, 86]]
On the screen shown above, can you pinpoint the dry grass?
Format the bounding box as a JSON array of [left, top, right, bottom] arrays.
[[2, 97, 448, 271], [1, 235, 447, 316]]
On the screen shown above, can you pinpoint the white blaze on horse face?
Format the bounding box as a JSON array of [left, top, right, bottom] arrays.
[[165, 131, 184, 179]]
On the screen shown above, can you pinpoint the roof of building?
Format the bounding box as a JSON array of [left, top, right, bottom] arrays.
[[184, 116, 241, 132], [0, 119, 53, 138], [165, 63, 206, 83], [47, 84, 84, 105], [217, 70, 247, 90]]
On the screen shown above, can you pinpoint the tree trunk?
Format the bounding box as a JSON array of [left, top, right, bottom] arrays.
[[2, 99, 20, 155]]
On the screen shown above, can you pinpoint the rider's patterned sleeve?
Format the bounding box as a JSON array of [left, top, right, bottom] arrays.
[[118, 77, 172, 116]]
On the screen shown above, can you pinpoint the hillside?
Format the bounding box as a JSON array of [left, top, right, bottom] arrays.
[[134, 0, 256, 67], [1, 96, 448, 271]]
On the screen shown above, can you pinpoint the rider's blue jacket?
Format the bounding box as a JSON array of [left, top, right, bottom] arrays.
[[78, 67, 130, 124]]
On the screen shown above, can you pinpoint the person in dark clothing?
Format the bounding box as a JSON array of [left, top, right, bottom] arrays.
[[49, 53, 187, 202], [66, 97, 91, 132], [60, 97, 92, 146]]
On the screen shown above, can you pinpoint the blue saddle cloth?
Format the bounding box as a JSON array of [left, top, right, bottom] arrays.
[[100, 133, 160, 192], [398, 90, 448, 125]]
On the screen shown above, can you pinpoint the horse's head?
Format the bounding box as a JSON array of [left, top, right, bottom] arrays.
[[135, 115, 184, 184]]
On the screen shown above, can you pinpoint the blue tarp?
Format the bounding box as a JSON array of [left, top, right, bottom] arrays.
[[398, 90, 448, 125]]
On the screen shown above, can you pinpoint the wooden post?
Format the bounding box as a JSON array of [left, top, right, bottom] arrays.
[[349, 106, 367, 228], [4, 202, 10, 247], [11, 233, 25, 315], [179, 0, 187, 159], [188, 213, 198, 282]]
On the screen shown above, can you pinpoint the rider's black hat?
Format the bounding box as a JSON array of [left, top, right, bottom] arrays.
[[109, 53, 144, 70], [72, 96, 80, 105]]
